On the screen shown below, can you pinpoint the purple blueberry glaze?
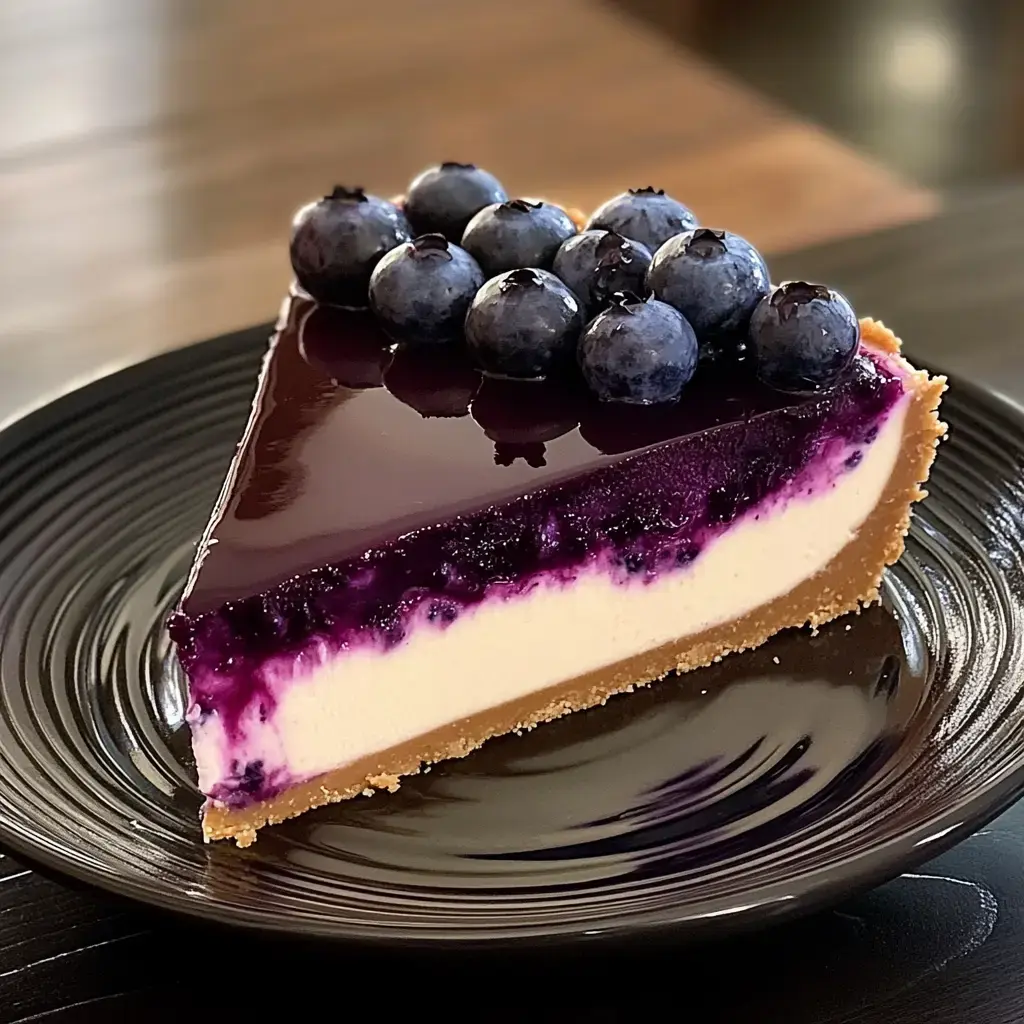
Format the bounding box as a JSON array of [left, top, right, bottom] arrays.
[[170, 293, 905, 784]]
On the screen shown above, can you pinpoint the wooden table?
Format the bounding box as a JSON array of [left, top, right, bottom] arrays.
[[0, 0, 933, 423], [1, 187, 1024, 1024]]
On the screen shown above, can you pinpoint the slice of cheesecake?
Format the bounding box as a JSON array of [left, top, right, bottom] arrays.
[[170, 292, 944, 846]]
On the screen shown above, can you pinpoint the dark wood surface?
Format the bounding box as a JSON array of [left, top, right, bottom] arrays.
[[618, 0, 1024, 189], [0, 0, 935, 425], [1, 189, 1024, 1024]]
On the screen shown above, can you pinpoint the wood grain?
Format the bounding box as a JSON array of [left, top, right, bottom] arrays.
[[0, 0, 933, 421]]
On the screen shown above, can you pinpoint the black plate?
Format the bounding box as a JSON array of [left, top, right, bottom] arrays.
[[0, 325, 1022, 946]]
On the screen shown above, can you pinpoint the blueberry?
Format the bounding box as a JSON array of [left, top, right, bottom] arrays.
[[404, 162, 508, 242], [465, 268, 583, 379], [585, 187, 697, 254], [289, 187, 412, 308], [551, 230, 653, 317], [748, 281, 860, 394], [647, 228, 770, 353], [578, 293, 698, 404], [461, 200, 578, 278], [368, 234, 484, 345]]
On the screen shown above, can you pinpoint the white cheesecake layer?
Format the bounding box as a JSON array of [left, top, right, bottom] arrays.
[[193, 396, 909, 799]]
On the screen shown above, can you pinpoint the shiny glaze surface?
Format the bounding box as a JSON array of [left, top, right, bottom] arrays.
[[181, 294, 901, 617]]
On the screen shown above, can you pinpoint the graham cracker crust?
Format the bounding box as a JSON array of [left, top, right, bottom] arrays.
[[203, 319, 946, 846]]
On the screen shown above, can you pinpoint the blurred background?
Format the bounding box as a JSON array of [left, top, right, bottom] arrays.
[[0, 0, 1017, 414]]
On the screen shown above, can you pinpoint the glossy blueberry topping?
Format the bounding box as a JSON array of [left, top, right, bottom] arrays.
[[289, 186, 412, 308], [465, 268, 583, 379], [404, 162, 508, 242], [172, 289, 906, 758], [384, 344, 482, 418], [585, 187, 697, 254], [298, 306, 394, 389], [551, 230, 653, 317], [749, 282, 860, 394], [578, 293, 699, 404], [471, 375, 585, 467], [461, 200, 578, 278], [647, 228, 770, 355], [368, 234, 484, 345]]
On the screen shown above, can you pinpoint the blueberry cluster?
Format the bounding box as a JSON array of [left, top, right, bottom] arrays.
[[289, 165, 860, 402]]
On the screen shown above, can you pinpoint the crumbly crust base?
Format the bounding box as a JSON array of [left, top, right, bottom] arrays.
[[203, 319, 946, 846]]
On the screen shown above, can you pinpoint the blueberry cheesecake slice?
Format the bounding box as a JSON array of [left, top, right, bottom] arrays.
[[169, 165, 946, 846]]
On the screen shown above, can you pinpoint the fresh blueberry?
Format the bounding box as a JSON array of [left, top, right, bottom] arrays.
[[404, 162, 508, 242], [289, 186, 411, 308], [647, 228, 770, 354], [585, 187, 697, 254], [748, 281, 860, 394], [368, 234, 484, 345], [465, 268, 583, 379], [551, 230, 653, 317], [578, 293, 698, 404], [461, 200, 578, 278]]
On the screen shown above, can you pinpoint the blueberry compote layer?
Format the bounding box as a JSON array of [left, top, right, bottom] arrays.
[[170, 293, 904, 753]]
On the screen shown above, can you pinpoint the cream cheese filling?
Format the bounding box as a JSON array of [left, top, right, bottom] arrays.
[[193, 397, 909, 797]]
